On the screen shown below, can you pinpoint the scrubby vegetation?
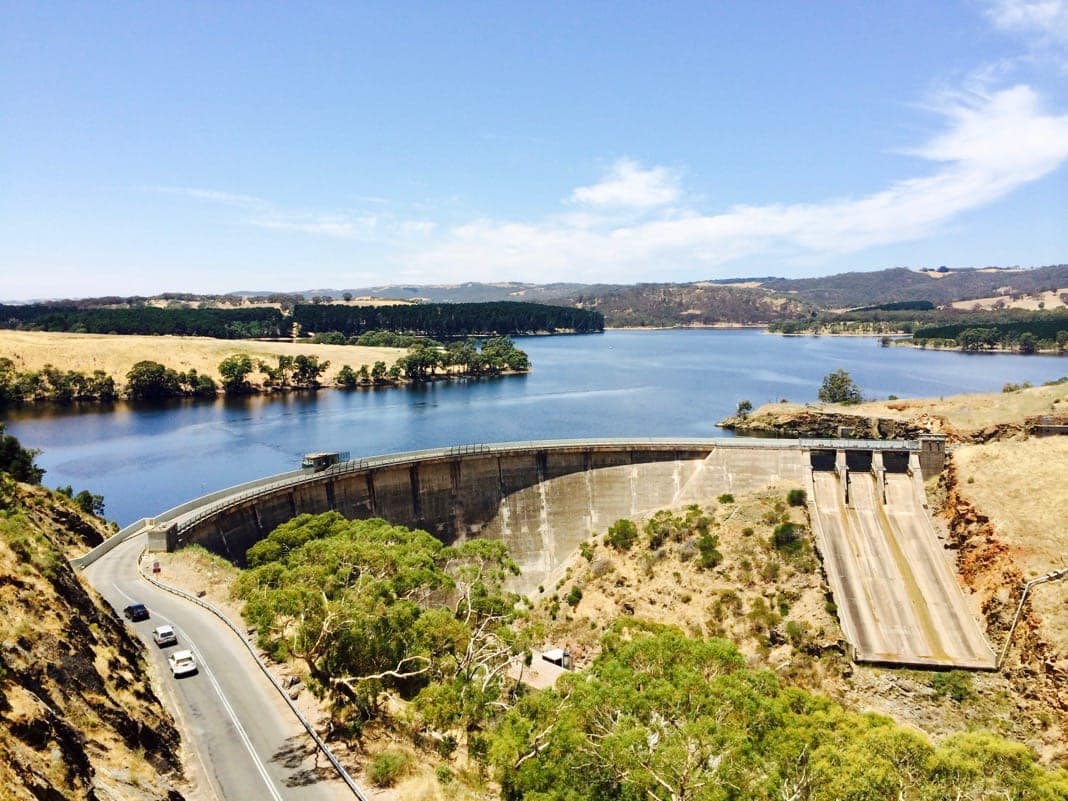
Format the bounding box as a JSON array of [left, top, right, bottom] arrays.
[[0, 357, 118, 404], [0, 429, 186, 799], [772, 307, 1068, 354], [490, 622, 1068, 801], [200, 479, 1068, 798], [0, 334, 532, 405], [234, 513, 527, 736]]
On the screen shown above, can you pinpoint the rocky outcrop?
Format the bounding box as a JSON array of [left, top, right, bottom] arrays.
[[720, 407, 1068, 445], [937, 461, 1067, 757], [966, 415, 1068, 444], [0, 483, 186, 800], [718, 408, 941, 440]]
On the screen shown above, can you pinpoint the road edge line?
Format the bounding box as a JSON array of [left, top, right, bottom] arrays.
[[136, 548, 369, 801]]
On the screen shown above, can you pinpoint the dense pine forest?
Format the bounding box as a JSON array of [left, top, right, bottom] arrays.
[[0, 301, 603, 339], [291, 301, 604, 337], [0, 304, 285, 338]]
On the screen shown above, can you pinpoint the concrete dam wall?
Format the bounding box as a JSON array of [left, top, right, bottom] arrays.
[[159, 435, 988, 668], [173, 440, 810, 593]]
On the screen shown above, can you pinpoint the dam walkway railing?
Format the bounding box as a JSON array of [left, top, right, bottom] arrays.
[[74, 436, 924, 569]]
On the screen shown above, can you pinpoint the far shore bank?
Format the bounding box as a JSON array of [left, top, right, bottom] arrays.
[[0, 329, 531, 407]]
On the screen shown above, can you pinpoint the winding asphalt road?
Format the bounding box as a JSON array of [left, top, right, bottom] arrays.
[[83, 535, 351, 801]]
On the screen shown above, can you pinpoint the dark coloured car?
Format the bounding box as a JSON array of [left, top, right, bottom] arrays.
[[123, 603, 149, 621]]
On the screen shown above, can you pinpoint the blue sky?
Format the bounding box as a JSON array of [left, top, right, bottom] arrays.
[[2, 1, 1067, 299]]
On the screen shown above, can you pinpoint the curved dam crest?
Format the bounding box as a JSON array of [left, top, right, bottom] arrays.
[[161, 438, 924, 594], [142, 436, 992, 669], [172, 440, 813, 593]]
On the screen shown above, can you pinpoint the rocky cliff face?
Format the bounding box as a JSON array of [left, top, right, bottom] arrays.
[[937, 462, 1067, 762], [0, 481, 186, 800], [718, 407, 939, 440], [719, 402, 1068, 445]]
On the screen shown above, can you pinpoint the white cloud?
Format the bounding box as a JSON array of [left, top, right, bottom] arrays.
[[407, 85, 1068, 282], [153, 186, 268, 209], [570, 158, 681, 209], [152, 84, 1068, 283], [986, 0, 1068, 43], [251, 215, 378, 239]]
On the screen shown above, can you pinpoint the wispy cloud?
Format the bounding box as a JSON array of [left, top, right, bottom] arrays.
[[153, 186, 436, 241], [408, 85, 1068, 282], [251, 215, 378, 239], [985, 0, 1068, 44], [151, 83, 1068, 283], [153, 186, 268, 209], [570, 158, 681, 209]]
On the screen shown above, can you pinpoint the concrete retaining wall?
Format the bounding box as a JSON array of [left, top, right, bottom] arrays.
[[176, 440, 809, 593]]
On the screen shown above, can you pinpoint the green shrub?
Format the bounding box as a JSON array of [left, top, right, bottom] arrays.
[[435, 765, 453, 785], [717, 493, 734, 504], [566, 585, 583, 607], [931, 670, 974, 703], [606, 519, 638, 551], [786, 488, 807, 507], [696, 532, 723, 570], [368, 750, 411, 787], [771, 521, 801, 552]]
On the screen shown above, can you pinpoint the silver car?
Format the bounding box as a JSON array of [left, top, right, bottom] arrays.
[[168, 649, 197, 677], [152, 625, 177, 647]]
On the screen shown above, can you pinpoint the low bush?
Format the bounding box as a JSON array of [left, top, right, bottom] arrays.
[[368, 750, 411, 787], [605, 519, 638, 551]]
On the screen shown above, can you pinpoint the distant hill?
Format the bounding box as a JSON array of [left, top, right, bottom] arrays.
[[15, 264, 1067, 328], [561, 282, 809, 326], [283, 265, 1068, 323], [721, 264, 1068, 309]]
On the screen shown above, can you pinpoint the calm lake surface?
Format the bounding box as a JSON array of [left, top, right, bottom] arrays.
[[4, 329, 1066, 525]]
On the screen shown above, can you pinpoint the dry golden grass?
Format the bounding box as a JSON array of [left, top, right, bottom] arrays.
[[749, 380, 1068, 438], [0, 330, 405, 387], [324, 297, 417, 307], [151, 547, 244, 622], [950, 288, 1067, 311], [853, 381, 1068, 434], [952, 437, 1068, 650]]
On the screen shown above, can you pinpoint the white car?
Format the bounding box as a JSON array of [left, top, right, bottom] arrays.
[[168, 649, 198, 677], [152, 625, 177, 647]]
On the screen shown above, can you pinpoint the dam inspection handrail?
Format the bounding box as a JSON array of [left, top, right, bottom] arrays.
[[998, 567, 1068, 669], [168, 435, 927, 540], [170, 437, 802, 536]]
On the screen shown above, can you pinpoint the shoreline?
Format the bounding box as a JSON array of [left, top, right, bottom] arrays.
[[0, 368, 531, 409]]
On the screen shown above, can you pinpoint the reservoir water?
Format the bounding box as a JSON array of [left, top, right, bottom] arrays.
[[4, 329, 1065, 525]]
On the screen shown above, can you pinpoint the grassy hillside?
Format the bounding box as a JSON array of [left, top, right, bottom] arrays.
[[0, 437, 186, 800], [747, 264, 1068, 308], [10, 264, 1067, 330]]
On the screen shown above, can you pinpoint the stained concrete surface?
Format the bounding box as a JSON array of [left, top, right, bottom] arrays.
[[810, 470, 995, 669]]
